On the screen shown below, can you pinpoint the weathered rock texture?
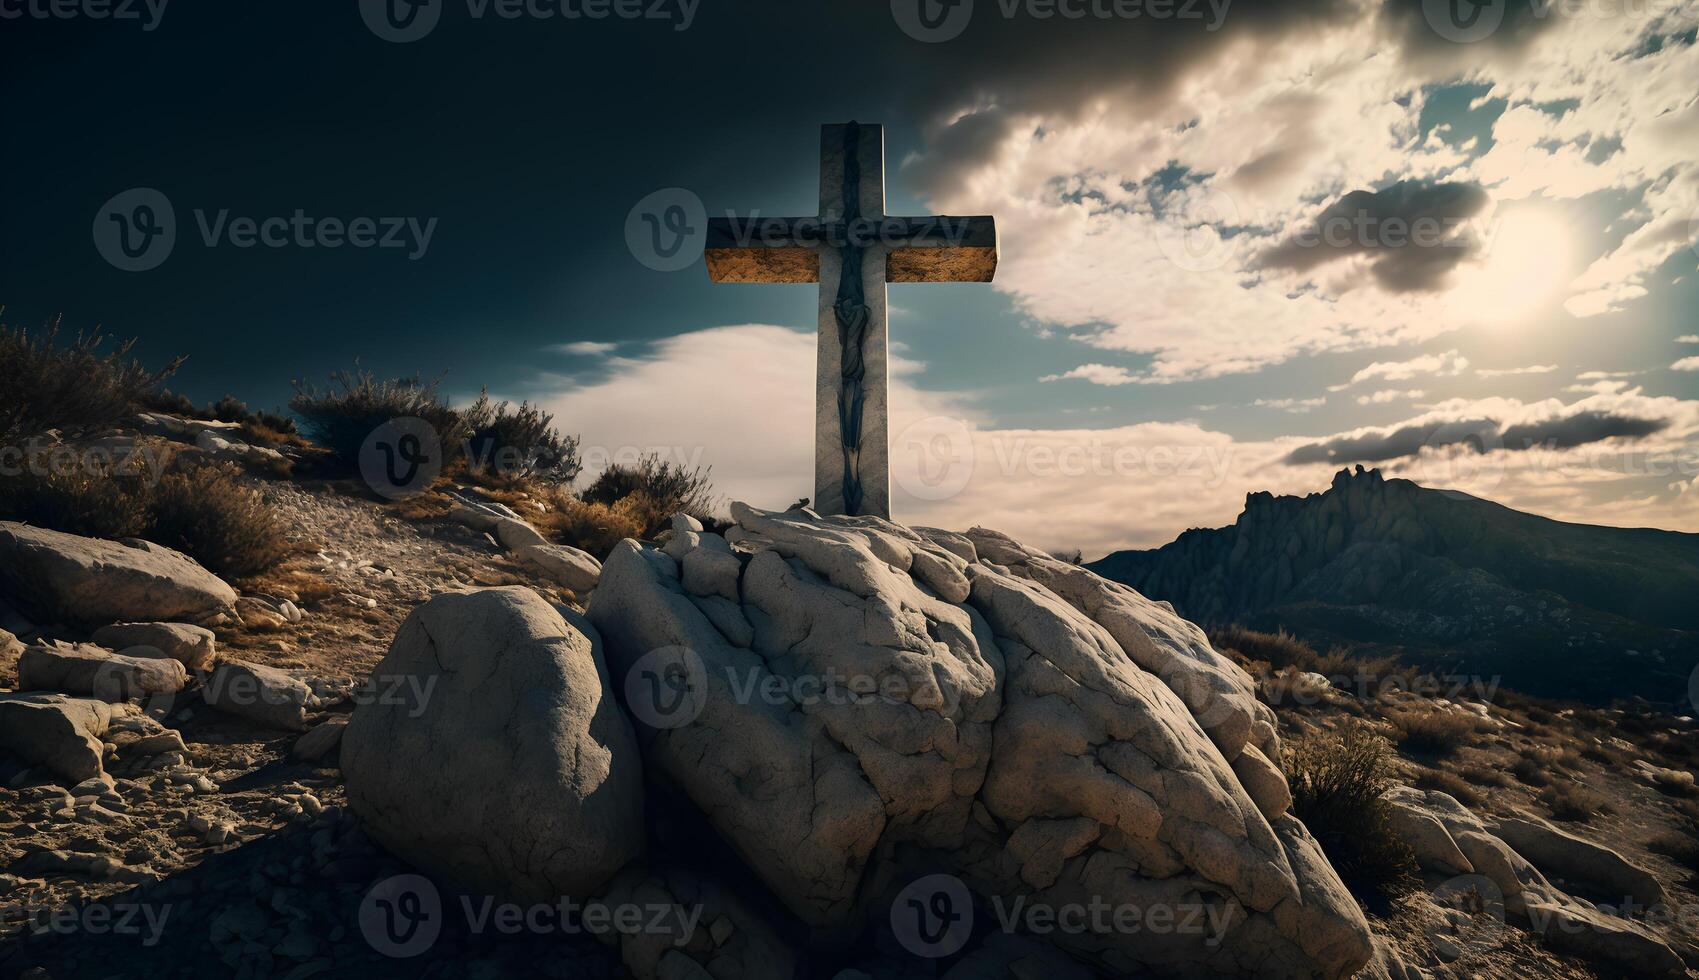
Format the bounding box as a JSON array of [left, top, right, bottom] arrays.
[[0, 522, 237, 625], [1385, 786, 1685, 977], [586, 504, 1372, 978], [343, 587, 644, 903]]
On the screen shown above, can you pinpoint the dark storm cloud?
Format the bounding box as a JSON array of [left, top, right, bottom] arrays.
[[1377, 0, 1567, 68], [896, 0, 1362, 195], [1254, 180, 1490, 292], [1283, 408, 1672, 465]]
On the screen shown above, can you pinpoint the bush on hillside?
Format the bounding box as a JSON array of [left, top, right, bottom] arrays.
[[1283, 723, 1419, 909], [290, 369, 468, 464], [1540, 782, 1613, 823], [581, 452, 715, 534], [0, 452, 293, 578], [0, 317, 182, 444], [461, 391, 582, 485], [1209, 624, 1405, 695], [1391, 708, 1480, 758], [148, 462, 296, 577]]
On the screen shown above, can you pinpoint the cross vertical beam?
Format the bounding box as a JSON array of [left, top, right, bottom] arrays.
[[704, 122, 998, 520]]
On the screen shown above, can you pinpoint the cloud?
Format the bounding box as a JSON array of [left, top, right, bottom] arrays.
[[1356, 389, 1425, 405], [1334, 350, 1469, 389], [1255, 181, 1491, 292], [1675, 357, 1699, 372], [1679, 336, 1699, 344], [1283, 398, 1672, 465], [548, 341, 619, 356], [1252, 397, 1326, 413], [1476, 364, 1558, 378], [898, 0, 1699, 379], [533, 327, 1699, 553], [1040, 364, 1140, 386]]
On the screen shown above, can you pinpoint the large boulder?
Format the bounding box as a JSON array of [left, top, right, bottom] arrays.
[[343, 587, 644, 902], [16, 643, 188, 700], [586, 505, 1373, 978], [202, 660, 316, 731], [0, 522, 236, 624], [515, 543, 602, 594], [90, 622, 217, 672], [0, 693, 120, 783]]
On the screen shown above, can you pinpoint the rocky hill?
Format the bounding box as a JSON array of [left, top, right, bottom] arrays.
[[4, 409, 1699, 979], [1089, 467, 1699, 705]]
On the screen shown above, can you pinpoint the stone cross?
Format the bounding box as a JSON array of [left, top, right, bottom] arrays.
[[705, 122, 997, 519]]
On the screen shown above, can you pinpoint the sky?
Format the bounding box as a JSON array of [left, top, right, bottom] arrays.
[[3, 0, 1697, 556]]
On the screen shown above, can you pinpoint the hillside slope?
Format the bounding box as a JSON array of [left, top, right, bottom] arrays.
[[1089, 467, 1699, 704]]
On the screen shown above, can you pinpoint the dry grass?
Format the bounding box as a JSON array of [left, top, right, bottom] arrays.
[[1282, 723, 1420, 909], [580, 452, 717, 534], [1461, 766, 1514, 789], [1539, 782, 1614, 823], [1510, 756, 1553, 787], [1391, 708, 1480, 758], [1410, 767, 1485, 808], [0, 455, 294, 578], [1208, 625, 1406, 696]]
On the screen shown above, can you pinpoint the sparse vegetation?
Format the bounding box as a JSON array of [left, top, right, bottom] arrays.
[[0, 454, 293, 578], [1208, 625, 1405, 694], [290, 369, 469, 465], [1391, 708, 1479, 758], [1410, 767, 1484, 808], [0, 317, 182, 444], [1539, 782, 1613, 823], [1510, 756, 1553, 787], [1282, 723, 1419, 909], [460, 391, 582, 485], [580, 452, 716, 535]]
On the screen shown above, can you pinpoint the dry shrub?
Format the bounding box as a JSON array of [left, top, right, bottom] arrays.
[[0, 317, 182, 443], [1461, 767, 1513, 789], [1392, 708, 1478, 758], [1209, 625, 1404, 694], [581, 452, 716, 533], [0, 454, 292, 578], [460, 391, 581, 485], [1510, 756, 1552, 787], [539, 495, 647, 558], [148, 462, 295, 578], [290, 369, 468, 464], [1283, 723, 1420, 909], [1539, 782, 1613, 823], [1411, 768, 1484, 808], [1649, 830, 1699, 876]]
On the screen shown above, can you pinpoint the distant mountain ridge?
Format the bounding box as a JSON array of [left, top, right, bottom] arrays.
[[1088, 467, 1699, 704]]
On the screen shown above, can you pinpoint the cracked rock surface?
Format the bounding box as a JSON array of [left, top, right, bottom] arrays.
[[587, 504, 1373, 978]]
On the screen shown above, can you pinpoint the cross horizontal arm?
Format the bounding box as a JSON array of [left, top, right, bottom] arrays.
[[704, 215, 997, 283]]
